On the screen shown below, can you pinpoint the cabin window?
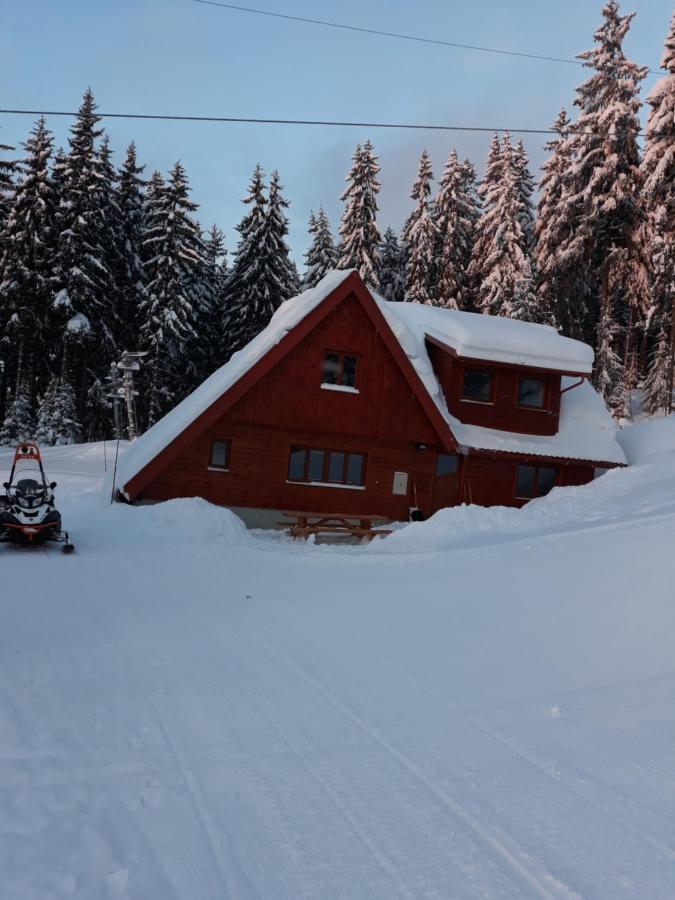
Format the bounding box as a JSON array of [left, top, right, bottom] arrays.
[[209, 439, 230, 470], [322, 351, 358, 388], [288, 447, 366, 486], [461, 368, 494, 403], [515, 464, 557, 499], [435, 454, 459, 477], [517, 376, 548, 409]]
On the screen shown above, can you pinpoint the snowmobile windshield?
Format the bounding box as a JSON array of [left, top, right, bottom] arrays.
[[13, 479, 47, 509]]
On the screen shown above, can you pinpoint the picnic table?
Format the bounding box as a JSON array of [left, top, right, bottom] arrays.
[[278, 510, 393, 542]]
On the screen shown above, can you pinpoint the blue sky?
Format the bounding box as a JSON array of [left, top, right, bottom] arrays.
[[4, 0, 672, 264]]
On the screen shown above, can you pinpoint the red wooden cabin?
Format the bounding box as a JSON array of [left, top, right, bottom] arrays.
[[116, 270, 626, 524]]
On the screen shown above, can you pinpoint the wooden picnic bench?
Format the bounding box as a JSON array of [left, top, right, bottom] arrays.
[[278, 511, 393, 542]]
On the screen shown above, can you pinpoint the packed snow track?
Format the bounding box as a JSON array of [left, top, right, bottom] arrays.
[[1, 421, 675, 899]]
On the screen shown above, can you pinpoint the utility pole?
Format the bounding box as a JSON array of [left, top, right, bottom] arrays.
[[106, 351, 148, 440]]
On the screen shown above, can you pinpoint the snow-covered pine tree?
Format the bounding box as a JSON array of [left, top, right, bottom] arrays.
[[52, 89, 118, 429], [467, 134, 502, 302], [303, 206, 337, 289], [378, 227, 406, 302], [594, 287, 628, 418], [0, 382, 35, 445], [511, 140, 536, 252], [94, 134, 124, 352], [642, 11, 675, 414], [227, 168, 298, 355], [203, 224, 228, 366], [566, 1, 648, 386], [434, 148, 475, 309], [403, 150, 438, 305], [0, 139, 16, 241], [535, 109, 589, 337], [0, 117, 58, 415], [140, 160, 202, 425], [117, 141, 146, 348], [471, 134, 544, 321], [35, 376, 81, 445], [337, 141, 381, 288]]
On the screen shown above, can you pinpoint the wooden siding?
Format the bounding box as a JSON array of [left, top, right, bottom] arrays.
[[426, 341, 562, 436], [461, 454, 594, 508]]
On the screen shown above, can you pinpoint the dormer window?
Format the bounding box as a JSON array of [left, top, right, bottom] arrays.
[[322, 351, 358, 390], [461, 367, 494, 404], [517, 376, 548, 409]]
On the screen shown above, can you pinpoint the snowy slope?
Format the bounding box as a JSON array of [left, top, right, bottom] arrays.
[[1, 421, 675, 899]]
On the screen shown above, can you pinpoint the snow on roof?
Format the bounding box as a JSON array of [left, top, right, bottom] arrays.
[[384, 301, 594, 374], [116, 269, 355, 492], [375, 296, 625, 465], [118, 270, 624, 493]]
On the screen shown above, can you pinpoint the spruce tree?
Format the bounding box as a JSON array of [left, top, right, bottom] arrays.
[[0, 382, 35, 445], [434, 149, 476, 309], [378, 227, 406, 302], [642, 11, 675, 414], [52, 89, 118, 427], [337, 141, 381, 288], [117, 141, 146, 347], [566, 0, 648, 385], [535, 109, 589, 337], [303, 206, 337, 289], [0, 117, 58, 412], [0, 140, 16, 240], [403, 150, 438, 305], [140, 161, 202, 424], [227, 167, 298, 355], [467, 134, 502, 302], [511, 140, 536, 252], [35, 376, 81, 445]]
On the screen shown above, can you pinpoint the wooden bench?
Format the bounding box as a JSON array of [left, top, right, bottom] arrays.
[[278, 511, 393, 542]]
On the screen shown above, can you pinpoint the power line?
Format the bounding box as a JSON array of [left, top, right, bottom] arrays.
[[0, 108, 665, 139], [192, 0, 659, 75]]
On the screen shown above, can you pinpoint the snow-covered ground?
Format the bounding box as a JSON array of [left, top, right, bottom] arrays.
[[2, 421, 675, 899]]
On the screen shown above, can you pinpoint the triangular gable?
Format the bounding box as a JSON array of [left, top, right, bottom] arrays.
[[121, 272, 456, 498]]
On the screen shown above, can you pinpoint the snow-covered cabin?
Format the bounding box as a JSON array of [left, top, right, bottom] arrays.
[[116, 270, 626, 524]]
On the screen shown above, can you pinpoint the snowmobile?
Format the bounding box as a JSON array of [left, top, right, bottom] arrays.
[[0, 443, 74, 552]]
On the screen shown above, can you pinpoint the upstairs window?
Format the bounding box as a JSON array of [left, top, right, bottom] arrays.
[[461, 368, 494, 404], [288, 447, 365, 487], [517, 376, 548, 409], [209, 439, 230, 470], [515, 464, 556, 499], [322, 351, 358, 389]]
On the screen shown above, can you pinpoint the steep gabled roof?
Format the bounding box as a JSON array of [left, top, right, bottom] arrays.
[[117, 270, 626, 499], [118, 270, 455, 498]]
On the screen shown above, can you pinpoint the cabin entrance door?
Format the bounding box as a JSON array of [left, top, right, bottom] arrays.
[[431, 453, 460, 512]]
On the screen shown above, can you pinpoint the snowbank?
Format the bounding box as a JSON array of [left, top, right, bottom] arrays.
[[617, 414, 675, 464]]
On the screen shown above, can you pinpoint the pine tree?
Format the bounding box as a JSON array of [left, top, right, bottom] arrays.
[[594, 297, 627, 417], [94, 134, 124, 348], [0, 140, 16, 240], [467, 134, 502, 302], [642, 11, 675, 414], [378, 227, 406, 302], [303, 206, 337, 288], [0, 382, 35, 445], [227, 167, 298, 355], [140, 161, 203, 424], [117, 141, 146, 347], [434, 149, 476, 309], [403, 150, 438, 305], [471, 134, 543, 321], [535, 109, 589, 337], [565, 1, 648, 374], [511, 140, 536, 251], [0, 117, 58, 413], [52, 89, 118, 427], [337, 141, 381, 288], [35, 376, 81, 445]]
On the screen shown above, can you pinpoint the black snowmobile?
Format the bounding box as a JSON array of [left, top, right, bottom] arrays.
[[0, 443, 74, 552]]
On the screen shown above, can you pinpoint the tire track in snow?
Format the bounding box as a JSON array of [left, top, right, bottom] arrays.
[[230, 614, 577, 900], [384, 658, 675, 867], [150, 696, 260, 900]]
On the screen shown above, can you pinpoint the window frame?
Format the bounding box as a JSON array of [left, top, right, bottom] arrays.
[[321, 350, 360, 389], [460, 365, 496, 405], [515, 374, 550, 411], [514, 463, 558, 500], [287, 445, 367, 487], [208, 438, 231, 472]]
